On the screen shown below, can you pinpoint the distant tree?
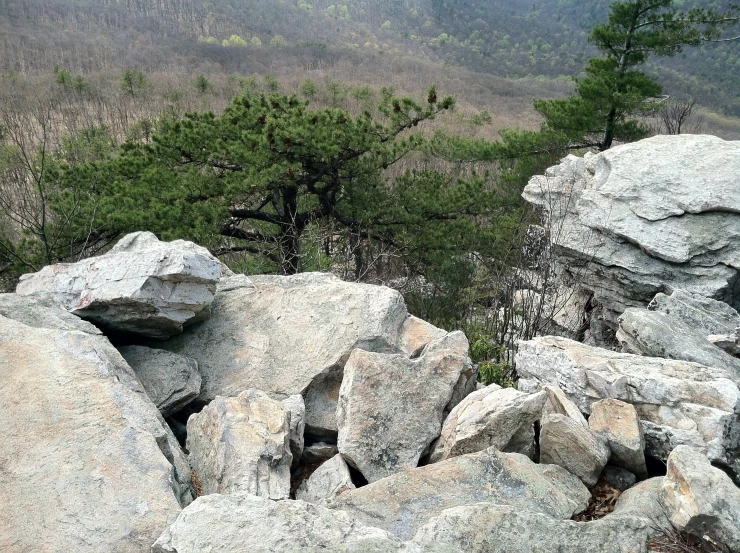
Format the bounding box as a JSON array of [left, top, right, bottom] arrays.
[[270, 35, 287, 47], [120, 69, 148, 97], [54, 66, 72, 88], [263, 75, 280, 92], [654, 97, 704, 135], [299, 79, 317, 100], [194, 74, 212, 94], [251, 36, 263, 47], [223, 35, 247, 47]]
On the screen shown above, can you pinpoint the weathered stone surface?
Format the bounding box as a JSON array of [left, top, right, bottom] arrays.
[[397, 315, 446, 357], [0, 309, 187, 553], [428, 386, 546, 463], [283, 394, 306, 467], [540, 413, 610, 487], [0, 292, 103, 334], [186, 389, 292, 498], [152, 494, 396, 553], [337, 332, 473, 482], [612, 477, 672, 532], [542, 385, 588, 426], [516, 336, 740, 472], [649, 289, 740, 338], [296, 454, 356, 503], [522, 135, 740, 323], [412, 504, 650, 553], [15, 231, 222, 338], [160, 273, 408, 437], [327, 447, 591, 540], [302, 442, 340, 465], [617, 308, 740, 378], [117, 345, 201, 417], [659, 446, 740, 552], [589, 399, 647, 479]]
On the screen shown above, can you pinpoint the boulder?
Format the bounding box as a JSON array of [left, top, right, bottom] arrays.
[[648, 289, 740, 338], [302, 442, 340, 465], [427, 386, 546, 463], [659, 445, 740, 552], [516, 336, 740, 473], [542, 385, 588, 426], [151, 494, 397, 553], [612, 477, 672, 532], [327, 447, 591, 540], [602, 466, 637, 492], [336, 332, 473, 482], [283, 394, 306, 466], [0, 292, 103, 334], [296, 454, 356, 503], [411, 504, 650, 553], [540, 413, 611, 487], [522, 135, 740, 325], [589, 399, 647, 479], [15, 231, 222, 338], [159, 273, 409, 438], [397, 315, 447, 357], [0, 306, 188, 553], [186, 389, 292, 498], [117, 345, 201, 417]]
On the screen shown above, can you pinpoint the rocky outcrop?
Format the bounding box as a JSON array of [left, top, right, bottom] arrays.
[[336, 332, 473, 482], [516, 336, 740, 475], [159, 273, 409, 437], [427, 385, 546, 463], [0, 302, 188, 553], [327, 447, 591, 540], [589, 399, 647, 479], [296, 454, 356, 503], [15, 231, 223, 338], [186, 389, 293, 499], [659, 446, 740, 552], [151, 494, 396, 553], [117, 345, 201, 417], [523, 135, 740, 325], [649, 289, 740, 339]]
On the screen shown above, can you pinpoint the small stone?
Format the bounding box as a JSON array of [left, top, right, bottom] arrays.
[[296, 454, 356, 503], [602, 466, 637, 492]]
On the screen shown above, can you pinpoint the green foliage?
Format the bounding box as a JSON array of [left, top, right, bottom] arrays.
[[223, 34, 248, 47], [251, 36, 263, 47], [194, 74, 212, 94], [120, 69, 148, 97], [269, 35, 287, 47], [478, 360, 516, 388], [299, 79, 317, 100], [467, 325, 515, 387]]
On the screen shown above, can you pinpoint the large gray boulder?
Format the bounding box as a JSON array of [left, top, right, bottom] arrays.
[[117, 345, 201, 417], [411, 504, 650, 553], [649, 289, 740, 338], [522, 135, 740, 325], [427, 385, 546, 463], [337, 332, 473, 482], [186, 389, 293, 499], [159, 273, 409, 437], [659, 446, 740, 552], [517, 336, 740, 474], [327, 447, 591, 540], [15, 231, 223, 338], [151, 494, 397, 553], [0, 303, 188, 553]]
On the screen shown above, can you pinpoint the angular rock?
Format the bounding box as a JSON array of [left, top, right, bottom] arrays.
[[0, 292, 103, 334], [337, 332, 473, 482], [612, 477, 672, 532], [617, 307, 740, 378], [602, 466, 637, 492], [428, 386, 546, 463], [296, 454, 356, 503], [186, 389, 292, 498], [522, 135, 740, 324], [540, 413, 611, 487], [327, 447, 591, 540], [589, 399, 647, 479], [302, 442, 340, 465], [649, 289, 740, 338], [160, 273, 408, 437], [659, 445, 740, 552], [283, 394, 306, 466], [517, 336, 740, 472], [152, 494, 396, 553], [0, 309, 187, 553], [15, 231, 222, 338], [542, 385, 588, 426], [117, 345, 201, 417], [412, 504, 650, 553], [397, 315, 446, 357]]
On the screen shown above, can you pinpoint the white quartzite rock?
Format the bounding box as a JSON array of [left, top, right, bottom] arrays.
[[152, 494, 397, 553], [427, 385, 546, 463], [296, 454, 356, 503], [542, 385, 588, 426], [649, 289, 740, 338], [283, 393, 306, 466], [327, 447, 591, 540], [589, 399, 647, 479], [186, 389, 292, 498], [117, 345, 201, 417], [612, 477, 672, 532], [15, 231, 222, 338], [0, 305, 187, 553], [397, 315, 447, 357], [336, 331, 473, 482], [659, 446, 740, 552]]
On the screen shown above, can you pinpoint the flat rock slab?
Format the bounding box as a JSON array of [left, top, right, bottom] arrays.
[[648, 289, 740, 337], [152, 494, 396, 553], [159, 273, 409, 437], [337, 332, 472, 482], [327, 447, 591, 540], [187, 389, 292, 498], [15, 231, 222, 338], [428, 386, 546, 463], [118, 345, 201, 417], [0, 309, 185, 553]]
